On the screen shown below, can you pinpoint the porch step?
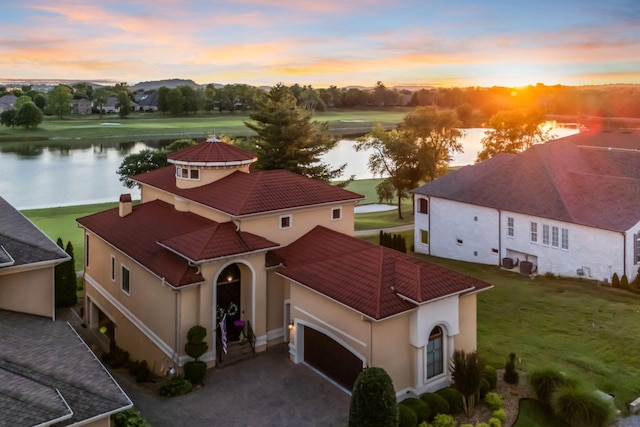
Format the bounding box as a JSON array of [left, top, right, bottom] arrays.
[[218, 341, 255, 367]]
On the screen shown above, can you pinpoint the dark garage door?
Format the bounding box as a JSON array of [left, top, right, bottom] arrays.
[[304, 326, 363, 391]]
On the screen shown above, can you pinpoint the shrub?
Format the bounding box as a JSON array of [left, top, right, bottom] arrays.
[[551, 385, 615, 427], [451, 350, 485, 414], [503, 352, 519, 385], [488, 417, 502, 427], [528, 367, 578, 406], [159, 374, 192, 397], [420, 392, 450, 418], [431, 413, 456, 427], [483, 365, 498, 390], [484, 392, 503, 410], [398, 404, 418, 427], [400, 397, 430, 424], [184, 361, 207, 386], [102, 345, 130, 369], [128, 360, 153, 383], [634, 266, 640, 288], [479, 377, 491, 399], [611, 273, 620, 288], [184, 325, 209, 385], [436, 387, 465, 414], [111, 408, 151, 427], [348, 367, 398, 427], [460, 424, 474, 427], [621, 274, 630, 290], [475, 423, 490, 427], [492, 408, 506, 422]]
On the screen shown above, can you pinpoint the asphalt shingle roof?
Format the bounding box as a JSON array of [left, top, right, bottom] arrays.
[[0, 196, 69, 269], [133, 167, 364, 217], [271, 226, 491, 320], [0, 310, 131, 426], [413, 135, 640, 232]]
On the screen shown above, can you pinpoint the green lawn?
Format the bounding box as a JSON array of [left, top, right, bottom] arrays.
[[513, 399, 568, 427], [0, 109, 410, 144]]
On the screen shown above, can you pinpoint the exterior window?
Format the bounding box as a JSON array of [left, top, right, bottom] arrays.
[[190, 169, 200, 180], [636, 233, 640, 264], [121, 266, 130, 294], [110, 255, 116, 281], [421, 230, 429, 245], [530, 222, 538, 243], [85, 235, 90, 267], [177, 168, 200, 180], [427, 326, 443, 378], [561, 228, 569, 250], [418, 198, 429, 214], [551, 226, 559, 248], [280, 215, 292, 229], [507, 217, 514, 238], [331, 207, 342, 220], [542, 225, 550, 245]]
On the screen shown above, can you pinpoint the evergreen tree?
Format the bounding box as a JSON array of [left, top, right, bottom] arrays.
[[349, 367, 398, 427], [245, 83, 344, 182], [54, 239, 77, 307]]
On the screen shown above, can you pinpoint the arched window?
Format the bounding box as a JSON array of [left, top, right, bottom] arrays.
[[427, 326, 443, 378]]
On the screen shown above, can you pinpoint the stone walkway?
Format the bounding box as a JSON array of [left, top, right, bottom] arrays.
[[59, 307, 350, 427]]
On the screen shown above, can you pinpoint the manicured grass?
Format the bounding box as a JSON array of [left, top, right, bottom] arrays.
[[420, 254, 640, 413], [513, 399, 568, 427], [22, 202, 119, 271], [0, 109, 409, 144]]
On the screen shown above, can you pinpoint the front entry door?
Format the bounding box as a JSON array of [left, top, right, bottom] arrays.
[[217, 281, 241, 341]]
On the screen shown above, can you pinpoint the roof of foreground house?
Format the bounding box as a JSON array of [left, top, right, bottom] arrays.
[[269, 226, 491, 320], [134, 167, 364, 217], [0, 309, 132, 426], [0, 196, 69, 269], [413, 136, 640, 232], [77, 199, 278, 287], [167, 139, 257, 166], [560, 128, 640, 150]]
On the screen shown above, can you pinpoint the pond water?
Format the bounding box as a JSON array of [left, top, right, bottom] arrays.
[[0, 124, 578, 210]]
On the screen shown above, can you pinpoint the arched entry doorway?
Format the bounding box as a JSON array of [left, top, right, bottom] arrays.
[[216, 264, 242, 341]]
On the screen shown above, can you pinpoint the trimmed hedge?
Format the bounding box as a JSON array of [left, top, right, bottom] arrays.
[[398, 403, 418, 427], [420, 392, 450, 418], [400, 397, 430, 424], [436, 387, 465, 414], [348, 367, 398, 427]]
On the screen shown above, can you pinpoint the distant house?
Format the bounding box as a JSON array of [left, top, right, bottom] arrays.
[[77, 138, 491, 396], [0, 196, 131, 426], [134, 91, 158, 111], [412, 130, 640, 283], [101, 96, 140, 114], [72, 98, 92, 115], [0, 95, 17, 113]]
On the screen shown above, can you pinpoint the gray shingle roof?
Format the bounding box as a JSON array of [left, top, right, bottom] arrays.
[[413, 133, 640, 232], [0, 310, 132, 426], [0, 196, 69, 268]]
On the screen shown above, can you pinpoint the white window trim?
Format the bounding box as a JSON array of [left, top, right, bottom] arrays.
[[121, 264, 131, 295], [176, 167, 201, 181], [507, 217, 514, 238], [279, 214, 292, 229], [542, 224, 550, 246], [110, 255, 116, 282], [561, 228, 569, 251], [530, 222, 538, 244], [425, 326, 445, 382], [551, 226, 559, 248], [331, 207, 342, 221]]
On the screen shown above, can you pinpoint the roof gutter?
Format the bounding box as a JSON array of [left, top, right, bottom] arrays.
[[32, 390, 73, 427], [168, 159, 256, 167]]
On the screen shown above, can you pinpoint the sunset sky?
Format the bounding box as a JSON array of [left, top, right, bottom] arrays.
[[1, 0, 639, 88]]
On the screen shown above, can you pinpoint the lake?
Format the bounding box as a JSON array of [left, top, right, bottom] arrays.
[[0, 125, 578, 210]]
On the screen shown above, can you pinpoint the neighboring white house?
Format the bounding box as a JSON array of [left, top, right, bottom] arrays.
[[412, 130, 640, 282]]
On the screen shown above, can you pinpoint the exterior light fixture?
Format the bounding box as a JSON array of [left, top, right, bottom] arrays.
[[288, 321, 294, 330], [168, 366, 176, 376], [227, 275, 233, 282]]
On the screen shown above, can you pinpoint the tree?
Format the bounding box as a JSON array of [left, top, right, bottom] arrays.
[[450, 349, 485, 415], [476, 108, 551, 162], [55, 239, 77, 308], [117, 149, 169, 188], [116, 91, 131, 118], [93, 88, 110, 119], [14, 101, 44, 129], [183, 325, 208, 385], [166, 88, 185, 115], [157, 86, 171, 114], [0, 109, 16, 128], [47, 85, 73, 118], [356, 124, 429, 219], [33, 93, 47, 110], [349, 367, 397, 427], [402, 106, 464, 181], [14, 95, 32, 110], [245, 83, 344, 182]]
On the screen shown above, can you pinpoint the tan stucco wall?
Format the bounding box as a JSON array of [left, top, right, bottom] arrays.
[[83, 415, 111, 427], [371, 314, 414, 392], [455, 293, 478, 353], [266, 270, 287, 343], [0, 267, 54, 318]]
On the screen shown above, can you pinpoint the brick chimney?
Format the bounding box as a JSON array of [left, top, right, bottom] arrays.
[[119, 194, 132, 217]]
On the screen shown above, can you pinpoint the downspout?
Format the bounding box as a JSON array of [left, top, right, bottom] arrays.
[[498, 209, 502, 266], [427, 197, 431, 256], [623, 232, 627, 278], [172, 283, 181, 369]]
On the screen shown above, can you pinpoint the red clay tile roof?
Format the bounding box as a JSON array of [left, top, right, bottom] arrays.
[[271, 226, 491, 320], [167, 140, 257, 166], [77, 200, 276, 287], [413, 136, 640, 232], [159, 222, 278, 262], [134, 167, 364, 216]]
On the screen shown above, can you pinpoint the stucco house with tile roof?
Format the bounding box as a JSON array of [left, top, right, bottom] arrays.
[[77, 137, 491, 395], [412, 130, 640, 283], [0, 196, 131, 426]]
